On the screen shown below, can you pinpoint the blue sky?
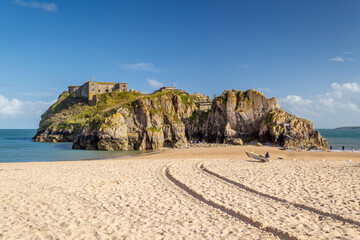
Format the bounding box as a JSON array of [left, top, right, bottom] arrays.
[[1, 0, 360, 128]]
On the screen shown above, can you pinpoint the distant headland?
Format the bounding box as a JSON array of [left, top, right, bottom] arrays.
[[335, 126, 360, 130]]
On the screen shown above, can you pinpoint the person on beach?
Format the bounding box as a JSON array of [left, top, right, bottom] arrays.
[[330, 146, 332, 151], [351, 147, 354, 152], [342, 146, 345, 151], [265, 152, 270, 159]]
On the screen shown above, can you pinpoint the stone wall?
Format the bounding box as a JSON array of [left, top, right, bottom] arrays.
[[68, 86, 81, 97], [68, 81, 128, 104]]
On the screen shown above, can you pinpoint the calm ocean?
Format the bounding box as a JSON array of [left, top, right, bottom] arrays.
[[1, 129, 359, 163], [0, 129, 146, 163], [317, 129, 360, 151]]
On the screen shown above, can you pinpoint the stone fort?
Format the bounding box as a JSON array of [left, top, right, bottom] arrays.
[[68, 81, 128, 104]]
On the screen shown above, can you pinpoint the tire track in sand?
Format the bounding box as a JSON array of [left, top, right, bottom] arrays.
[[162, 161, 298, 240], [165, 160, 360, 240], [198, 161, 360, 228]]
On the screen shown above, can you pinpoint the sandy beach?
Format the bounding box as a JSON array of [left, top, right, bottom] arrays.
[[1, 145, 359, 239]]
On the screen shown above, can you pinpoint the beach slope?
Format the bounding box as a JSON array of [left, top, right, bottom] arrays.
[[0, 146, 359, 239]]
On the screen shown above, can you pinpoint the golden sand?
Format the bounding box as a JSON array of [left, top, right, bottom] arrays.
[[0, 146, 359, 239]]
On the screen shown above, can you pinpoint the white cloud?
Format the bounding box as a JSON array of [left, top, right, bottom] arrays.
[[0, 95, 22, 117], [328, 56, 354, 62], [147, 79, 164, 89], [117, 62, 158, 72], [0, 95, 54, 119], [281, 95, 312, 106], [279, 95, 314, 116], [331, 82, 360, 93], [318, 96, 334, 107], [13, 0, 58, 12], [328, 56, 344, 62], [348, 102, 358, 111], [279, 82, 360, 127]]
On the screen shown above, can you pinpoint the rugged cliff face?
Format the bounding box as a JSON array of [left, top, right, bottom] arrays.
[[33, 89, 329, 151], [33, 91, 86, 143], [34, 90, 200, 150], [258, 108, 329, 150], [187, 90, 279, 143], [186, 89, 328, 150]]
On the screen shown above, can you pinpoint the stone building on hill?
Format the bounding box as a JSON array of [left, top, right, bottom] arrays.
[[152, 86, 177, 94], [68, 81, 128, 104]]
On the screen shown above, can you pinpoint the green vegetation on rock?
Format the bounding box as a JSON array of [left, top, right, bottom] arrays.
[[180, 94, 193, 106], [148, 126, 161, 132], [34, 87, 329, 152], [37, 90, 198, 133]]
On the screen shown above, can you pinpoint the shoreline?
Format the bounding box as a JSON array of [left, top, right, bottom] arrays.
[[2, 145, 360, 166], [0, 149, 162, 165]]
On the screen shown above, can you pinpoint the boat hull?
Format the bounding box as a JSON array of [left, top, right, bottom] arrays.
[[245, 151, 269, 162]]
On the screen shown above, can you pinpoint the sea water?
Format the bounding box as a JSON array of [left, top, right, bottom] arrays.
[[317, 129, 360, 151], [0, 129, 147, 163], [1, 129, 358, 163]]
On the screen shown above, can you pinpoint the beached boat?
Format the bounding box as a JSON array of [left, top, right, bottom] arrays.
[[245, 151, 269, 162]]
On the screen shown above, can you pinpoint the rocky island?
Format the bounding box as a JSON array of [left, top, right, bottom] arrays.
[[33, 81, 329, 151]]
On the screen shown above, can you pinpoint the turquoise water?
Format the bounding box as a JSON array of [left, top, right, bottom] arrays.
[[0, 129, 146, 163], [317, 129, 360, 151]]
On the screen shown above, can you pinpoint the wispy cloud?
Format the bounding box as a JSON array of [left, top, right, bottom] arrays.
[[147, 79, 164, 89], [117, 62, 158, 72], [0, 94, 54, 119], [344, 51, 352, 54], [328, 56, 354, 62], [13, 0, 57, 12], [328, 56, 345, 62]]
